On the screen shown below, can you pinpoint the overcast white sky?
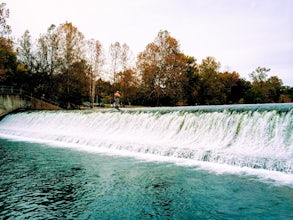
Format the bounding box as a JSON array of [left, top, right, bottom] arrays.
[[6, 0, 293, 86]]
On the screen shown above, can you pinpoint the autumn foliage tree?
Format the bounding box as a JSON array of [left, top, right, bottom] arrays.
[[180, 55, 199, 105], [54, 22, 89, 106], [109, 42, 121, 84], [35, 24, 60, 99], [116, 68, 139, 105], [137, 30, 189, 106], [0, 3, 17, 84], [247, 67, 284, 103], [86, 39, 104, 106], [197, 57, 225, 104], [15, 22, 90, 107], [219, 71, 245, 104]]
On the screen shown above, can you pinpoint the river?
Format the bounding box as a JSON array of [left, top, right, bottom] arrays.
[[0, 104, 292, 219]]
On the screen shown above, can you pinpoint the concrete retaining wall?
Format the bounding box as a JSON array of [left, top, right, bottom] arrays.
[[0, 95, 28, 117], [0, 94, 62, 117]]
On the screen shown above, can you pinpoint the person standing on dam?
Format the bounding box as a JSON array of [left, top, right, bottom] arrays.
[[114, 91, 121, 109]]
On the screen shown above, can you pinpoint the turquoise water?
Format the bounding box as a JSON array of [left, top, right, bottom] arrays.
[[0, 104, 293, 219], [0, 139, 292, 219]]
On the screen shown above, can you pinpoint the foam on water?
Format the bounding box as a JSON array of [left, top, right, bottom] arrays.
[[0, 104, 292, 186]]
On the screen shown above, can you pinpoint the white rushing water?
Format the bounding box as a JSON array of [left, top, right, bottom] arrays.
[[0, 105, 292, 185]]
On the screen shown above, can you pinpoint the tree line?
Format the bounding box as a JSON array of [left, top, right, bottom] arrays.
[[1, 3, 292, 108]]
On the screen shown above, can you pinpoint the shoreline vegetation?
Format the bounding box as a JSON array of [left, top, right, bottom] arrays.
[[0, 3, 292, 110]]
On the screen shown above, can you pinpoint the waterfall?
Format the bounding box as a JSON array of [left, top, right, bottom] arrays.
[[0, 104, 292, 174]]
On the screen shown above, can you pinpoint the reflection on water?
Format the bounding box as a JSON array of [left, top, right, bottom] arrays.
[[0, 139, 292, 219]]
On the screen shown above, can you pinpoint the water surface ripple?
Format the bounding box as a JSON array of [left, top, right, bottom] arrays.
[[1, 140, 292, 219]]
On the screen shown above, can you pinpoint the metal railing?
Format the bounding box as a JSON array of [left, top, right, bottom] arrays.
[[0, 86, 25, 95]]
